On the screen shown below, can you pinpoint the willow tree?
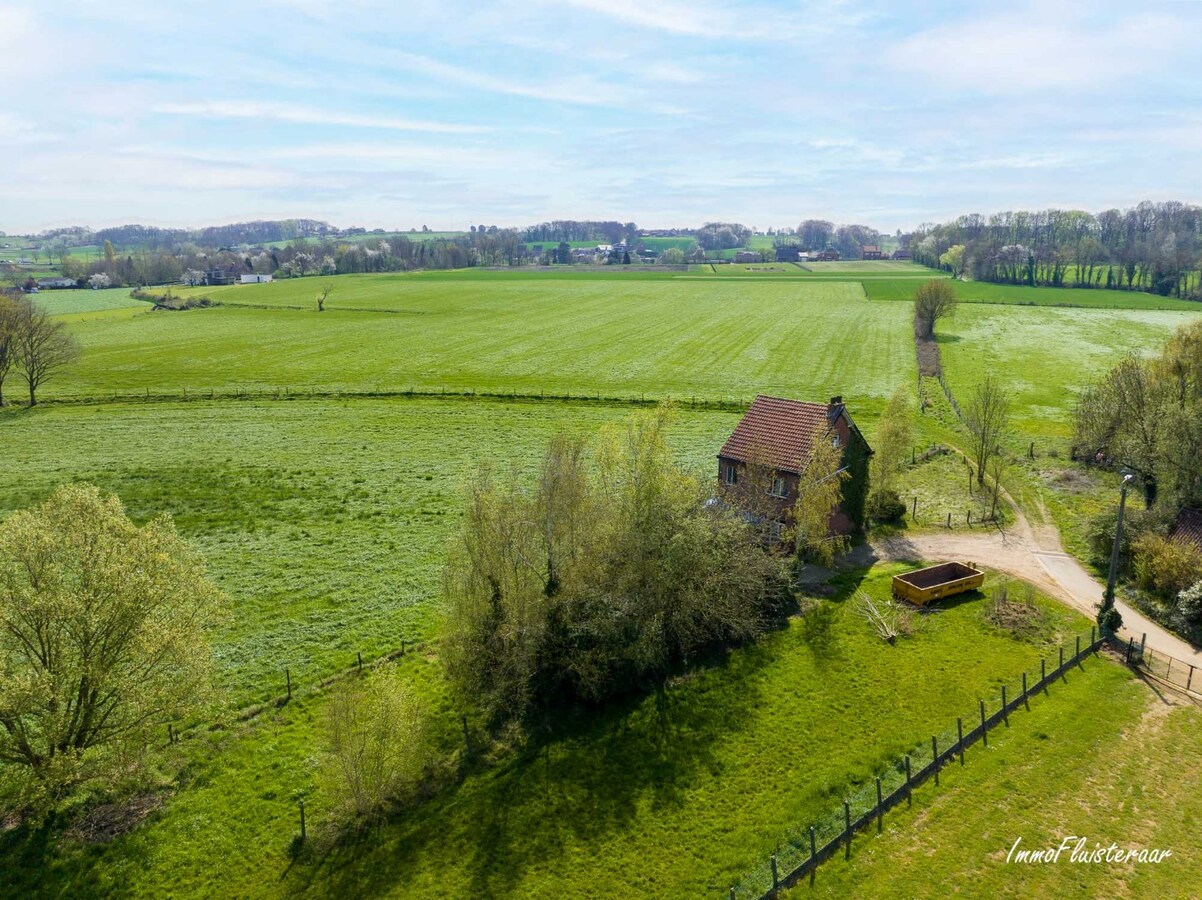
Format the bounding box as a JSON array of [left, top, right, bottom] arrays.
[[0, 484, 226, 806]]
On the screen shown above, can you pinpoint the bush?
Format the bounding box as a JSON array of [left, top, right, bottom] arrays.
[[1132, 533, 1202, 599], [322, 664, 428, 821], [1177, 581, 1202, 623], [1098, 604, 1123, 634], [443, 407, 791, 725], [1086, 504, 1169, 573], [866, 489, 906, 526]]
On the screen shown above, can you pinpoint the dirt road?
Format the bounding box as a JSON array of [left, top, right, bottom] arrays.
[[869, 515, 1202, 666]]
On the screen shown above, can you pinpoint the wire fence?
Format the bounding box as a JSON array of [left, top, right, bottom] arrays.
[[1117, 632, 1202, 699], [728, 627, 1105, 899]]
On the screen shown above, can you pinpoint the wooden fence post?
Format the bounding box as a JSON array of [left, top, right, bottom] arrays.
[[299, 799, 306, 841], [1001, 686, 1009, 726], [1076, 635, 1082, 667], [286, 668, 292, 700], [980, 700, 987, 747], [957, 718, 964, 765], [1141, 633, 1147, 656], [912, 496, 917, 520], [1090, 625, 1096, 648], [932, 736, 939, 786], [1188, 665, 1195, 693], [905, 755, 912, 807], [357, 651, 363, 670], [1125, 638, 1134, 665], [1041, 658, 1047, 691], [810, 825, 817, 872], [770, 855, 778, 891], [1059, 646, 1065, 679], [1022, 672, 1030, 711], [946, 512, 951, 529], [876, 777, 883, 832], [844, 801, 851, 859]]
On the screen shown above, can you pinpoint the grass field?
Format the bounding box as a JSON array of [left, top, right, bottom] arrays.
[[34, 288, 149, 315], [790, 660, 1202, 899], [0, 398, 738, 705], [864, 276, 1200, 310], [0, 562, 1092, 898], [938, 304, 1198, 441], [55, 277, 914, 411]]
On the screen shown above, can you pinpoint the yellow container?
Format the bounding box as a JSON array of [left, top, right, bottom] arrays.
[[892, 562, 985, 606]]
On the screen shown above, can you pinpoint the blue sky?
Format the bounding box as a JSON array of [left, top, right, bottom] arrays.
[[3, 0, 1201, 233]]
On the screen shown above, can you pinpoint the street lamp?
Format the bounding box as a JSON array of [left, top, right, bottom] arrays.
[[1103, 473, 1135, 607]]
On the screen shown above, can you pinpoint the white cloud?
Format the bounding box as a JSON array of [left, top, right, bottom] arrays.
[[153, 100, 488, 134], [887, 5, 1193, 92]]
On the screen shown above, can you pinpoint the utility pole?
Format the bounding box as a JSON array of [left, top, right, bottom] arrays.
[[1103, 473, 1135, 606]]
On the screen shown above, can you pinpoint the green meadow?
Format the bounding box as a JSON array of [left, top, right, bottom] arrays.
[[55, 278, 913, 411], [2, 262, 1199, 897]]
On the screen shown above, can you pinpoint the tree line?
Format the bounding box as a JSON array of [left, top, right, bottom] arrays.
[[910, 201, 1202, 299]]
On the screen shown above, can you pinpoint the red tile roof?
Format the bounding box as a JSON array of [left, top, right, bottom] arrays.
[[719, 395, 836, 474], [1173, 508, 1202, 551]]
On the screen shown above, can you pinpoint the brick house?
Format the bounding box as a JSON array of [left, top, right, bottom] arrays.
[[717, 395, 871, 539], [815, 249, 841, 261], [860, 245, 883, 260]]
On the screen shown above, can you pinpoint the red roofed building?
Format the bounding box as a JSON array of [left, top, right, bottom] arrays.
[[1172, 508, 1202, 552], [860, 245, 883, 260], [718, 395, 871, 537]]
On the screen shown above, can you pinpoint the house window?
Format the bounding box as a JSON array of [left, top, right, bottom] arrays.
[[722, 463, 739, 486], [769, 475, 788, 498], [832, 435, 842, 449], [770, 520, 785, 541]]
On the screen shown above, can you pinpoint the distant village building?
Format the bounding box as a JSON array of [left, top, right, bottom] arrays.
[[241, 273, 273, 284], [775, 246, 802, 263], [815, 249, 841, 262], [734, 250, 761, 263], [204, 268, 238, 286], [860, 245, 883, 260], [37, 277, 78, 290], [717, 395, 871, 538], [891, 248, 912, 260]]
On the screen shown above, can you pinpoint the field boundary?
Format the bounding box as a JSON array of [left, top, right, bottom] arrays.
[[27, 385, 757, 413], [731, 627, 1106, 898]]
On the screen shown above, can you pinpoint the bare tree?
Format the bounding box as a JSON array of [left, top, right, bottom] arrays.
[[913, 279, 958, 340], [316, 282, 334, 312], [0, 293, 17, 407], [13, 298, 81, 406], [965, 375, 1011, 488]]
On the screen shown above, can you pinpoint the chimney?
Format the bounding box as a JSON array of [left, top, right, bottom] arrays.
[[829, 395, 843, 407]]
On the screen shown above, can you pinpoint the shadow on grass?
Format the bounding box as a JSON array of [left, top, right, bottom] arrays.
[[286, 641, 782, 898]]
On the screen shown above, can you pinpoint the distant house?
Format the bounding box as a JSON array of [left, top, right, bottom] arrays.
[[775, 246, 802, 263], [37, 277, 77, 290], [204, 268, 238, 286], [734, 250, 761, 263], [891, 249, 912, 260], [860, 245, 883, 260], [717, 394, 871, 538], [241, 273, 273, 284], [815, 249, 841, 262]]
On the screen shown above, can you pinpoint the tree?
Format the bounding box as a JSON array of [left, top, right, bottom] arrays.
[[965, 375, 1011, 489], [322, 665, 428, 820], [871, 386, 913, 492], [0, 294, 17, 407], [0, 484, 225, 805], [939, 244, 966, 278], [913, 280, 958, 340], [87, 273, 110, 290], [316, 282, 334, 312], [659, 247, 686, 266], [12, 297, 81, 406], [790, 435, 849, 567]]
